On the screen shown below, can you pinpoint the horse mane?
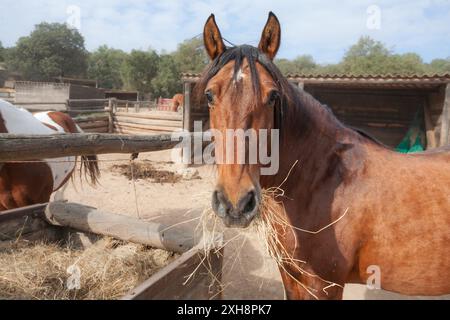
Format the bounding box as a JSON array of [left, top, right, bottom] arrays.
[[195, 45, 295, 105]]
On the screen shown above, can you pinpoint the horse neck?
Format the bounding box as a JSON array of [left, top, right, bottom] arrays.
[[261, 89, 354, 190]]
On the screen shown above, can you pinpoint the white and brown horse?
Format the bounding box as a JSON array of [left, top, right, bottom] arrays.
[[0, 99, 99, 211]]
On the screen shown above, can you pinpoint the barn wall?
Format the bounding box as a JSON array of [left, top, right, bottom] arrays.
[[428, 85, 447, 146], [15, 82, 69, 111], [305, 86, 428, 148], [69, 85, 104, 100]]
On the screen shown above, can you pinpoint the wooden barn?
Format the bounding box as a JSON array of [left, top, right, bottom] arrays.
[[181, 73, 450, 149]]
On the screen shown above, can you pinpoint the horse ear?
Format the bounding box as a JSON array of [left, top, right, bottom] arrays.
[[203, 14, 226, 60], [258, 12, 281, 60]]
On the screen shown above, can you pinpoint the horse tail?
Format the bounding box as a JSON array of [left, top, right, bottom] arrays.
[[79, 154, 100, 186]]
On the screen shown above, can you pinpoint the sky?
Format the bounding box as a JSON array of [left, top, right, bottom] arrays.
[[0, 0, 449, 64]]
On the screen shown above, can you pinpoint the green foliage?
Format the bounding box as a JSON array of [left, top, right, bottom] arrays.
[[172, 38, 208, 74], [0, 41, 4, 62], [6, 23, 88, 81], [87, 45, 127, 89], [151, 54, 181, 98], [121, 49, 159, 95], [275, 55, 317, 75], [427, 57, 450, 74]]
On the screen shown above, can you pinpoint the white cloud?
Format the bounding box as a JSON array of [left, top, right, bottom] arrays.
[[0, 0, 449, 63]]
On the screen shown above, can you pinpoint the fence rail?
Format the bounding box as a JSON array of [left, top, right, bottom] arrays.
[[0, 133, 185, 161]]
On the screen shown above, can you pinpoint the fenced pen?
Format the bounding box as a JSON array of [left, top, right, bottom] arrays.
[[65, 98, 183, 135]]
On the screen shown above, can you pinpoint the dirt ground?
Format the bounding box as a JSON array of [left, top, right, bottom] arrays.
[[60, 150, 449, 300]]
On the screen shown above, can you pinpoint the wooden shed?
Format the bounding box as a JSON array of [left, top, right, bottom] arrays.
[[182, 73, 450, 149], [104, 89, 139, 101]]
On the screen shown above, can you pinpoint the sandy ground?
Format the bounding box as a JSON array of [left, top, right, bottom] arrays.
[[59, 150, 449, 300]]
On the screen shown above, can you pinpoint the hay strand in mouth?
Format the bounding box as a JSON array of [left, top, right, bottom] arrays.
[[197, 159, 348, 299]]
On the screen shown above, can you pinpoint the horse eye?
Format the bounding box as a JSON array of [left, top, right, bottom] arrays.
[[205, 90, 214, 105], [268, 91, 280, 106]]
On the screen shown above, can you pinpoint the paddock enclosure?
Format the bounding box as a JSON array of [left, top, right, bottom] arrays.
[[2, 72, 450, 300]]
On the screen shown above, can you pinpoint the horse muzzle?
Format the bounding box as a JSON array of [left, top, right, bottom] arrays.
[[211, 187, 261, 228]]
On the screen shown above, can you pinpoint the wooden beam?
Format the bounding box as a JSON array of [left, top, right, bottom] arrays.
[[0, 203, 51, 241], [108, 99, 114, 133], [440, 83, 450, 146], [45, 202, 196, 254], [183, 82, 192, 132], [115, 112, 182, 121], [123, 246, 223, 300], [0, 133, 184, 161]]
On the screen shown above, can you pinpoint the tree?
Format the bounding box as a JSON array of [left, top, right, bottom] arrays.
[[341, 36, 392, 75], [121, 49, 159, 96], [389, 53, 426, 75], [172, 38, 208, 74], [428, 57, 450, 74], [275, 55, 317, 75], [88, 46, 127, 89], [7, 23, 88, 81], [0, 41, 4, 62], [151, 54, 181, 98]]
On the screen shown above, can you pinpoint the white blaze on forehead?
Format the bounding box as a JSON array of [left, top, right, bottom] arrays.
[[234, 68, 246, 82]]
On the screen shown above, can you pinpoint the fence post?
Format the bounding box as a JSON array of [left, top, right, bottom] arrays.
[[108, 98, 114, 133]]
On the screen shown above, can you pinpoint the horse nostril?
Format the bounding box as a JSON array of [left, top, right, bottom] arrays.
[[240, 190, 257, 215], [212, 190, 229, 218]]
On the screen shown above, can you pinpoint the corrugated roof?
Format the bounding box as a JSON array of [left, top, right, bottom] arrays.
[[182, 73, 450, 89], [182, 72, 450, 81]]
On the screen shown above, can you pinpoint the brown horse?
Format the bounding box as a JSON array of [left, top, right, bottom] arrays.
[[0, 100, 99, 211], [198, 13, 450, 299], [171, 94, 184, 112]]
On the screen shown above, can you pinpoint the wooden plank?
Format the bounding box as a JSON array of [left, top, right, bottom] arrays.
[[113, 116, 182, 128], [123, 247, 223, 300], [114, 128, 163, 136], [77, 120, 109, 129], [440, 83, 450, 146], [82, 127, 109, 133], [0, 133, 183, 161], [115, 111, 182, 121], [0, 203, 49, 241], [113, 121, 180, 132], [183, 83, 192, 132], [75, 116, 109, 123], [45, 202, 196, 254], [108, 99, 114, 133], [68, 110, 109, 115]]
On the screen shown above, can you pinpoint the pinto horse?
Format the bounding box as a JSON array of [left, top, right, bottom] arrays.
[[0, 99, 99, 210], [199, 13, 450, 299]]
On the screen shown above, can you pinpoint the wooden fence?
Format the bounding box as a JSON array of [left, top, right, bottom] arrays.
[[65, 98, 183, 135]]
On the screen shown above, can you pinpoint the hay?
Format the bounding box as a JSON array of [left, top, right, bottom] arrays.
[[0, 237, 178, 300], [199, 187, 347, 300], [111, 161, 182, 184]]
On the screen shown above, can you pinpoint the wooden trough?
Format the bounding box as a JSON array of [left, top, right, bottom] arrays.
[[0, 202, 223, 300]]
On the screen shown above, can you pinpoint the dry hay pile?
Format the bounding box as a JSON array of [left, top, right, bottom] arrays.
[[0, 237, 178, 300], [111, 161, 182, 184]]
